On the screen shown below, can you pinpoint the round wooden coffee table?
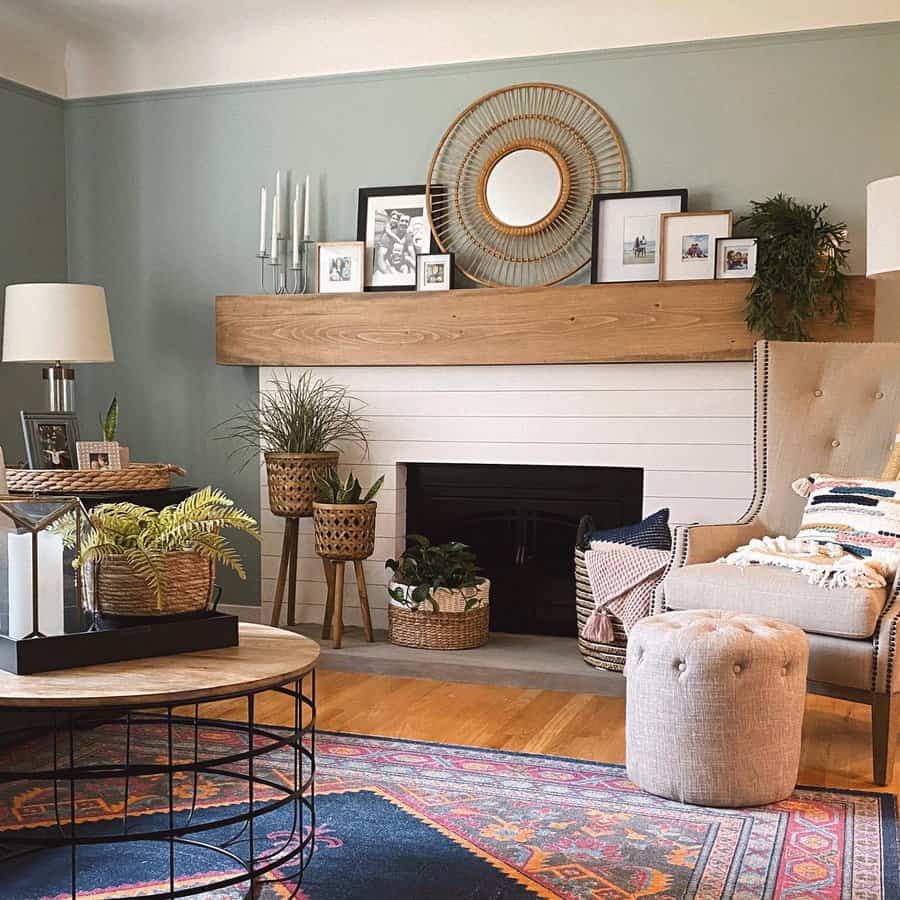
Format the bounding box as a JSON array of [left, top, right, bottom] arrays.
[[0, 623, 319, 899]]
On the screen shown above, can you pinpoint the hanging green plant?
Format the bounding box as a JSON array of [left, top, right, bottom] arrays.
[[739, 194, 850, 341]]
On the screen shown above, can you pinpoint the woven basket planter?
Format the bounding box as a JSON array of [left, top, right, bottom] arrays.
[[84, 551, 214, 618], [265, 452, 339, 518], [313, 502, 376, 561], [574, 545, 627, 673], [388, 580, 490, 650]]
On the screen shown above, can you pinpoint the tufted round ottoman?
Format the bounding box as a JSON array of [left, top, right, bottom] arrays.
[[625, 609, 809, 807]]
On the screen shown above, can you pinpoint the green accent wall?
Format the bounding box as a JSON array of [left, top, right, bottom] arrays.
[[0, 79, 68, 463], [62, 23, 900, 605]]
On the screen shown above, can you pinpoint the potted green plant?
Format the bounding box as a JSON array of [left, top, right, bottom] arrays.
[[217, 371, 368, 518], [385, 535, 490, 650], [312, 469, 384, 560], [101, 395, 129, 466], [741, 193, 850, 340], [55, 487, 259, 618]]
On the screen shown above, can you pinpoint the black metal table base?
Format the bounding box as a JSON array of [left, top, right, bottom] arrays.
[[0, 671, 316, 899]]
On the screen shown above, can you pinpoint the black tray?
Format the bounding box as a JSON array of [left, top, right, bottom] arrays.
[[0, 612, 239, 675]]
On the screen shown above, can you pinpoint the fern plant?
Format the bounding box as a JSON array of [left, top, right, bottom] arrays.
[[55, 487, 260, 608], [315, 468, 384, 504]]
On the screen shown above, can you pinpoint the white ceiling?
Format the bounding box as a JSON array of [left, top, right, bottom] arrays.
[[2, 0, 899, 99]]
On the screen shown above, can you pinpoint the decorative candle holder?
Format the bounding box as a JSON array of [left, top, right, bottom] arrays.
[[257, 238, 315, 295]]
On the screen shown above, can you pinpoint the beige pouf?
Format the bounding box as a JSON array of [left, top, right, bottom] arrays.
[[625, 609, 808, 807]]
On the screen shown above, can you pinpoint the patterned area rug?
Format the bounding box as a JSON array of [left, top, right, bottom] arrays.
[[1, 727, 897, 898]]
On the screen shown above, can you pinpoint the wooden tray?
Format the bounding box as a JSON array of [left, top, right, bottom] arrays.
[[7, 463, 186, 494]]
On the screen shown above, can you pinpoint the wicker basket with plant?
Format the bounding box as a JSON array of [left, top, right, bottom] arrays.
[[386, 535, 490, 650], [313, 469, 384, 561], [55, 487, 259, 618]]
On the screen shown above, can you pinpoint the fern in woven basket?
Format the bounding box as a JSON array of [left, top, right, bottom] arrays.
[[55, 487, 260, 608]]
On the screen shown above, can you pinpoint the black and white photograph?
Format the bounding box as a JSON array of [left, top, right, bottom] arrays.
[[316, 241, 365, 293], [659, 210, 732, 282], [591, 189, 688, 283], [358, 186, 436, 291], [76, 440, 122, 471], [416, 252, 455, 292], [21, 412, 80, 470], [715, 236, 758, 279]]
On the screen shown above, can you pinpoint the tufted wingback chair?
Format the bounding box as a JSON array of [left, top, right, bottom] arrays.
[[655, 340, 900, 784]]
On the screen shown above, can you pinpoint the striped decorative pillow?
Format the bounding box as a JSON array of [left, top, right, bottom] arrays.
[[795, 473, 900, 570]]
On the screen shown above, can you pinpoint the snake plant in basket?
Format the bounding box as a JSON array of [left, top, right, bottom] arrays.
[[385, 535, 490, 650], [55, 487, 259, 617], [312, 469, 384, 561]]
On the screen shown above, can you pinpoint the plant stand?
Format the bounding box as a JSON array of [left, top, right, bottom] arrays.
[[321, 558, 374, 649], [270, 517, 301, 627]]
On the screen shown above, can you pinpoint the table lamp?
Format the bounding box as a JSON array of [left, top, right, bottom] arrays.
[[2, 283, 114, 412], [867, 175, 900, 280]]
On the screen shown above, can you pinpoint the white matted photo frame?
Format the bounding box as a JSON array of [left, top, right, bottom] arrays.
[[715, 236, 758, 279], [21, 412, 80, 470], [591, 189, 688, 284], [76, 441, 122, 471], [416, 253, 455, 291], [659, 210, 733, 282], [316, 241, 365, 294], [357, 185, 437, 292]]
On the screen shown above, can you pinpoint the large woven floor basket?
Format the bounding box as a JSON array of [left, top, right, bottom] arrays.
[[389, 604, 489, 650], [265, 452, 339, 518], [575, 544, 628, 673], [313, 502, 376, 560], [84, 551, 214, 617]]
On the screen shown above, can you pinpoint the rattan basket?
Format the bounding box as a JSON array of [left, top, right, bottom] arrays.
[[388, 604, 490, 650], [83, 551, 214, 618], [265, 452, 339, 518], [313, 502, 376, 560], [7, 463, 186, 494]]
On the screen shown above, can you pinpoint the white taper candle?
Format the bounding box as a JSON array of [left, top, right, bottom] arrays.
[[258, 186, 267, 255], [274, 169, 281, 236], [303, 174, 311, 241], [292, 184, 300, 268]]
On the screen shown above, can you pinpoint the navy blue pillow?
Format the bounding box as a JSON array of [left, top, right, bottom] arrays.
[[584, 508, 671, 551]]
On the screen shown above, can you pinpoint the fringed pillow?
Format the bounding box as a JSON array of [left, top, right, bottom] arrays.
[[792, 473, 900, 571]]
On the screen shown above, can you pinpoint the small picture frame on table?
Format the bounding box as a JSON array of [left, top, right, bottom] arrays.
[[591, 189, 688, 284], [357, 185, 436, 292], [21, 412, 80, 470], [715, 236, 758, 279], [416, 253, 454, 291], [316, 241, 365, 294], [659, 210, 733, 282], [76, 441, 122, 471]]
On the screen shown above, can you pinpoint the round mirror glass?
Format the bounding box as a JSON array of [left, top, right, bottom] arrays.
[[485, 148, 562, 228]]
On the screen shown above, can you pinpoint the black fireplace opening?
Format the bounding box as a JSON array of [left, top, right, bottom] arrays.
[[404, 463, 643, 637]]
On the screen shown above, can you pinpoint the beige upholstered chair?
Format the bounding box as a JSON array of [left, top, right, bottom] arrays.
[[654, 340, 900, 785]]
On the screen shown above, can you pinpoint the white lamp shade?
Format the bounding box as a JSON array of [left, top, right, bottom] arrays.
[[867, 176, 900, 279], [2, 283, 114, 363]]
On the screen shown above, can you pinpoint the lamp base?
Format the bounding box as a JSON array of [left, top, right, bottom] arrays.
[[42, 364, 75, 413]]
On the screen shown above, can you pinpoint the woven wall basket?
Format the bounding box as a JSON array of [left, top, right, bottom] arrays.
[[265, 452, 339, 518], [313, 502, 376, 560], [7, 463, 186, 494], [84, 551, 214, 618], [574, 545, 627, 673]]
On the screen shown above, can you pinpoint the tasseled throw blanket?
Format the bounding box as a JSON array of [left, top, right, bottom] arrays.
[[723, 535, 888, 589], [581, 541, 671, 642]]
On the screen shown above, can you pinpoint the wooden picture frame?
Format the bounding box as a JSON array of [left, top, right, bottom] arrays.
[[76, 440, 122, 471], [659, 210, 733, 282], [357, 185, 436, 292], [315, 241, 365, 294], [20, 412, 80, 470], [416, 253, 455, 291]]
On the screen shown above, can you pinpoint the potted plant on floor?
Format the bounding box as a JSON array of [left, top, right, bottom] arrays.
[[217, 371, 368, 518], [386, 535, 490, 650], [56, 486, 259, 619]]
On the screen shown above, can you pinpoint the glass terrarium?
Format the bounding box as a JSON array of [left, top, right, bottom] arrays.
[[0, 496, 86, 645]]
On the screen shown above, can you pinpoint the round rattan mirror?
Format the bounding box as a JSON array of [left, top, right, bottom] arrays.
[[427, 83, 628, 287]]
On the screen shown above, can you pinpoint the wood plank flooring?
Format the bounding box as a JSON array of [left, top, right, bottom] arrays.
[[212, 669, 899, 794]]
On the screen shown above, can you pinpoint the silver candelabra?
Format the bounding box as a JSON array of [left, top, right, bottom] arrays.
[[256, 236, 315, 295]]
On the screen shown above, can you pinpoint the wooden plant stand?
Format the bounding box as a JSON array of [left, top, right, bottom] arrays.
[[321, 558, 374, 650], [270, 517, 301, 628]]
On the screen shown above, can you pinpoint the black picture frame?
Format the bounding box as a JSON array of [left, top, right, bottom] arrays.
[[357, 185, 437, 292], [416, 252, 456, 291], [590, 188, 688, 284], [21, 411, 80, 470], [714, 236, 758, 280]]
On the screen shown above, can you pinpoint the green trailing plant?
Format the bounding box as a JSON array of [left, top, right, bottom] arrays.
[[315, 468, 384, 504], [386, 534, 484, 612], [216, 370, 368, 470], [54, 487, 260, 608], [740, 193, 850, 340], [101, 396, 118, 442]]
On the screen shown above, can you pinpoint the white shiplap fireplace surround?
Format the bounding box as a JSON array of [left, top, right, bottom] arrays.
[[258, 362, 754, 630]]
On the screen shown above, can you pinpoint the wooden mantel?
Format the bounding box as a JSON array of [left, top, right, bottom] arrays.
[[216, 276, 874, 367]]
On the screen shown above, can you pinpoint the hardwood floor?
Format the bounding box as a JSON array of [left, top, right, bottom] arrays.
[[214, 669, 900, 794]]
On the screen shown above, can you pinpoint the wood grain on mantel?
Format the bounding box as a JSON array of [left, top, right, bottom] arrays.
[[216, 276, 875, 367]]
